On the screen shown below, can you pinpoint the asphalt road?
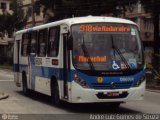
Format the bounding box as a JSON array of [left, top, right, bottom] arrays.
[[0, 69, 160, 116]]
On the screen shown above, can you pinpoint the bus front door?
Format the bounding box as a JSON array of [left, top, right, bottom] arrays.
[[63, 34, 71, 99]]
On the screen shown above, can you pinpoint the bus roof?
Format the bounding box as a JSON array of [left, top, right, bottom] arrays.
[[15, 16, 136, 35]]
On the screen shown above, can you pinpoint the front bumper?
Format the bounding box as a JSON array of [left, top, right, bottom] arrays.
[[70, 81, 146, 103]]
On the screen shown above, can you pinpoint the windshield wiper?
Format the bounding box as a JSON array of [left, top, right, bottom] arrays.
[[111, 35, 131, 70], [80, 35, 95, 70]]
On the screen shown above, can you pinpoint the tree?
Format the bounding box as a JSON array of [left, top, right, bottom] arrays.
[[73, 0, 138, 17], [141, 0, 160, 70], [0, 0, 28, 35], [0, 0, 28, 65], [34, 0, 62, 22], [35, 0, 138, 22]]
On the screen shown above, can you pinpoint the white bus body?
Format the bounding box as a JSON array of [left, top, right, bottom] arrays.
[[14, 16, 145, 105]]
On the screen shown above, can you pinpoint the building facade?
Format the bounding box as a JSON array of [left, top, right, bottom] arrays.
[[0, 0, 12, 14], [0, 0, 13, 45], [21, 1, 159, 64], [22, 1, 157, 44], [125, 2, 155, 46], [0, 0, 14, 64], [125, 2, 160, 64], [22, 0, 44, 28]]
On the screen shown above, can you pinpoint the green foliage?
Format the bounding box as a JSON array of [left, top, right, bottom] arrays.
[[141, 0, 160, 14], [0, 0, 28, 34], [36, 0, 138, 22], [11, 0, 28, 30]]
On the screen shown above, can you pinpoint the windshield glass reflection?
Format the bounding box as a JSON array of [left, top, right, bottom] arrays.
[[72, 23, 143, 71]]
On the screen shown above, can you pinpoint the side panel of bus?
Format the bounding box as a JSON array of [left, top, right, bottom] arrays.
[[14, 24, 72, 103]]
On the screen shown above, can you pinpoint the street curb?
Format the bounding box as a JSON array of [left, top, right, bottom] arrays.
[[0, 69, 13, 73], [0, 93, 9, 100], [146, 89, 160, 93]]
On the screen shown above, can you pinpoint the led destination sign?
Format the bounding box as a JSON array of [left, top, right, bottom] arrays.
[[80, 25, 131, 32]]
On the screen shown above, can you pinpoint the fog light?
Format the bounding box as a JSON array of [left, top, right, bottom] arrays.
[[135, 76, 145, 87], [73, 74, 89, 88]]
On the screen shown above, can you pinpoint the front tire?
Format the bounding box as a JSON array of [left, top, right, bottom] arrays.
[[51, 80, 62, 107]]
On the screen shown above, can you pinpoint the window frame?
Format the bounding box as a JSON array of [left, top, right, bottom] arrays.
[[37, 29, 48, 57], [47, 26, 60, 57], [21, 33, 31, 56], [30, 31, 38, 54], [1, 2, 7, 10]]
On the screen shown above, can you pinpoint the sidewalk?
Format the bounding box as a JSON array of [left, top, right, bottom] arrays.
[[146, 84, 160, 93], [146, 89, 160, 93], [0, 64, 13, 71], [146, 70, 160, 92], [0, 92, 9, 100], [0, 67, 11, 100], [146, 83, 160, 91]]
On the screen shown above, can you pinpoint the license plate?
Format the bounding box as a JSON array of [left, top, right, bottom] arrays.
[[106, 92, 120, 97]]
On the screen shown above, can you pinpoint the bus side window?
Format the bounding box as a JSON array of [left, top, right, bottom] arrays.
[[37, 29, 48, 57], [21, 33, 31, 56], [47, 26, 60, 57], [30, 31, 37, 54]]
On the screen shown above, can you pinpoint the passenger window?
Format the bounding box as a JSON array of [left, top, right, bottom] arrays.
[[38, 29, 47, 57], [21, 33, 30, 56], [30, 32, 37, 53], [48, 27, 60, 57]]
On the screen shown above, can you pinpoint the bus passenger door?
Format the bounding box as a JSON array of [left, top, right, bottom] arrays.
[[63, 34, 70, 99], [14, 40, 20, 87], [28, 53, 36, 89]]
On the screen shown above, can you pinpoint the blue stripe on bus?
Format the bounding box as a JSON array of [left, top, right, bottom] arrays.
[[72, 70, 145, 89], [14, 64, 64, 80], [14, 64, 145, 90]]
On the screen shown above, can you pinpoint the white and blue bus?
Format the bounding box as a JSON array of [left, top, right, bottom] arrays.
[[14, 16, 145, 106]]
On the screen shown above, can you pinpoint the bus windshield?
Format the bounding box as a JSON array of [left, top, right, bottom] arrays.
[[71, 23, 143, 71]]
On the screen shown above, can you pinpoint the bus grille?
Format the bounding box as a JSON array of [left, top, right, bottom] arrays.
[[91, 82, 132, 89]]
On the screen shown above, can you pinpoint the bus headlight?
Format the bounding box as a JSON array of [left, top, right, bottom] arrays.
[[73, 74, 89, 88], [135, 76, 145, 87]]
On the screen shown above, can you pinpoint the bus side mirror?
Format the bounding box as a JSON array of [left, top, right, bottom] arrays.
[[67, 35, 73, 50]]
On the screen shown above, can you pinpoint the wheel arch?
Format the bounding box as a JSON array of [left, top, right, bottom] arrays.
[[22, 70, 26, 78], [51, 75, 58, 86], [50, 75, 62, 106]]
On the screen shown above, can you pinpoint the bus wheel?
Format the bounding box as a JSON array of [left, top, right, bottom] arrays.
[[22, 73, 28, 95], [51, 80, 62, 107]]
